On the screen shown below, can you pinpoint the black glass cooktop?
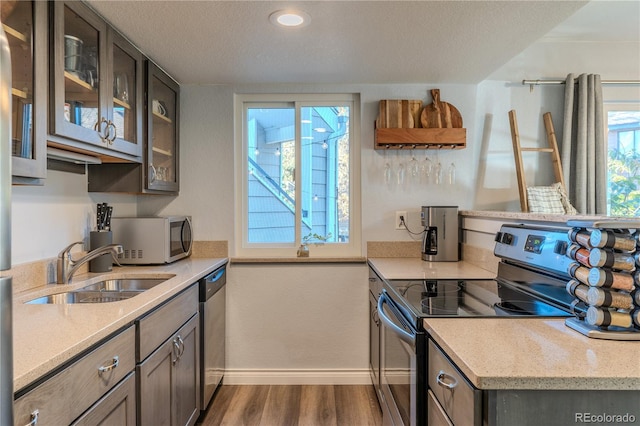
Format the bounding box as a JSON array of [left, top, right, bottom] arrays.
[[383, 277, 573, 329]]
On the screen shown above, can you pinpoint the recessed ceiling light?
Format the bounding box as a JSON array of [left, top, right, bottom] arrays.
[[269, 10, 310, 28]]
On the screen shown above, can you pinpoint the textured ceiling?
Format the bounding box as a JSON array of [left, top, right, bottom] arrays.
[[86, 1, 601, 85]]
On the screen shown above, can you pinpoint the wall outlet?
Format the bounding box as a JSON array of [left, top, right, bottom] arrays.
[[395, 211, 407, 230]]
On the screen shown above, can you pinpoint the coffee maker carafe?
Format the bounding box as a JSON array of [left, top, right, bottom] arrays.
[[421, 206, 459, 261]]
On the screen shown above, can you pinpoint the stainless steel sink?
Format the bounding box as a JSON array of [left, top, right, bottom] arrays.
[[79, 277, 170, 292], [25, 274, 175, 304], [26, 290, 142, 305]]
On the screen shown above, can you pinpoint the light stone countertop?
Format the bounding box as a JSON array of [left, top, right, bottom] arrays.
[[12, 257, 227, 393], [368, 257, 496, 280], [460, 210, 615, 223], [424, 318, 640, 390]]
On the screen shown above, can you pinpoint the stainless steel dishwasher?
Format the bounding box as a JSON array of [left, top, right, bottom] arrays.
[[199, 264, 227, 411]]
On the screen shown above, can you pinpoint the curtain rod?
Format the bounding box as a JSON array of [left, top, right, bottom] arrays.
[[522, 79, 640, 92], [522, 79, 640, 85]]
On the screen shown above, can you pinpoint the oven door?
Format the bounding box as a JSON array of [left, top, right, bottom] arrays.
[[378, 290, 417, 426]]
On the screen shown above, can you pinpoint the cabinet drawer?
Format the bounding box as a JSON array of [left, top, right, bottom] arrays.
[[137, 284, 198, 361], [14, 325, 135, 426], [428, 340, 481, 426]]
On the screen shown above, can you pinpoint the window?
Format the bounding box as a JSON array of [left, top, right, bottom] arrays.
[[235, 94, 361, 257], [605, 106, 640, 217]]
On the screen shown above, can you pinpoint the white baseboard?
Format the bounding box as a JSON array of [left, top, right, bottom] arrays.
[[222, 368, 372, 385]]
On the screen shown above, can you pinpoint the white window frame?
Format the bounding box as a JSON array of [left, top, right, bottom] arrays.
[[603, 102, 640, 216], [234, 93, 361, 258]]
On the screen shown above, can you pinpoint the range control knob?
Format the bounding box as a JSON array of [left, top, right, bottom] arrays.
[[494, 232, 514, 245], [554, 240, 568, 255]]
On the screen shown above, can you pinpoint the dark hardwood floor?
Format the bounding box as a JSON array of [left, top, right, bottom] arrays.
[[197, 385, 383, 426]]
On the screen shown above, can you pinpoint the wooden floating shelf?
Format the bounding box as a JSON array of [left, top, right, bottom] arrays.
[[374, 127, 466, 149]]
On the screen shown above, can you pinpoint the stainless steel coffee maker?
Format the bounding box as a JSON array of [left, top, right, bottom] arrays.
[[421, 206, 459, 261]]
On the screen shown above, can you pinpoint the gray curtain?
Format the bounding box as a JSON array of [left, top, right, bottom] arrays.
[[560, 73, 607, 215]]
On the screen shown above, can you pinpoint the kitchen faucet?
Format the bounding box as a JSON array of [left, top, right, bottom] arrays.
[[57, 241, 123, 284]]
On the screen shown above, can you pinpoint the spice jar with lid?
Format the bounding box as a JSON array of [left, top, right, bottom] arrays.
[[589, 248, 635, 271], [590, 229, 636, 252], [568, 228, 592, 249], [586, 287, 634, 310], [588, 268, 635, 292], [586, 306, 632, 329]]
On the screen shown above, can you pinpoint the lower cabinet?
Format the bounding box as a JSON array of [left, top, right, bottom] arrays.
[[136, 284, 200, 426], [138, 314, 199, 426], [428, 338, 640, 426], [14, 283, 201, 426], [14, 325, 136, 426]]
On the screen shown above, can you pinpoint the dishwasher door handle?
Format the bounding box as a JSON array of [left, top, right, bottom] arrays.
[[377, 292, 416, 348]]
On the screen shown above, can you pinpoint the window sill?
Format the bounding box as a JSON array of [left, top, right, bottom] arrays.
[[230, 256, 367, 264]]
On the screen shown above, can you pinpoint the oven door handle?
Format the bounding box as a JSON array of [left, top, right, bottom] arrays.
[[377, 292, 416, 348]]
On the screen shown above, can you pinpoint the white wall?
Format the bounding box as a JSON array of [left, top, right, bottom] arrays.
[[11, 170, 137, 265]]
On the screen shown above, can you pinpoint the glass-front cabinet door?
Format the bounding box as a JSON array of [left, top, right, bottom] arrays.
[[146, 61, 179, 192], [108, 31, 143, 156], [50, 1, 142, 159], [4, 0, 47, 180]]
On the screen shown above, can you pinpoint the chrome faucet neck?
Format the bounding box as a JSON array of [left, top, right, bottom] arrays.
[[57, 242, 123, 284]]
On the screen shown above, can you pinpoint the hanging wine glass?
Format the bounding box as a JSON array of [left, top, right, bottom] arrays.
[[396, 150, 406, 186], [383, 147, 392, 185], [408, 149, 420, 184], [434, 152, 442, 185], [421, 154, 433, 184], [447, 162, 456, 185]]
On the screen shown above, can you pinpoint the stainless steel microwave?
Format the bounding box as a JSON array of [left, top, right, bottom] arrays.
[[111, 216, 193, 264]]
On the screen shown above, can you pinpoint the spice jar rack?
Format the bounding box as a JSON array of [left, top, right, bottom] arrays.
[[564, 219, 640, 340]]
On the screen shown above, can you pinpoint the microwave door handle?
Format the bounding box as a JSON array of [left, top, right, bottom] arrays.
[[181, 217, 193, 253], [377, 293, 416, 347]]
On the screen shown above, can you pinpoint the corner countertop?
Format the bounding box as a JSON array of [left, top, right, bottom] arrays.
[[424, 318, 640, 390], [367, 257, 495, 280], [12, 257, 227, 393], [459, 210, 614, 223]]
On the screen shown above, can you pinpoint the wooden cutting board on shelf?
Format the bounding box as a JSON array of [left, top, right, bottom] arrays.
[[377, 100, 422, 128], [420, 89, 463, 128]]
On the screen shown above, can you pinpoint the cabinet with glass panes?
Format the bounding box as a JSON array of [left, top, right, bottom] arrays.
[[88, 60, 179, 194], [3, 1, 47, 182], [49, 1, 143, 161]]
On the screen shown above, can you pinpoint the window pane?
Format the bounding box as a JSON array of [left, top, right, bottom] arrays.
[[300, 106, 350, 243], [607, 110, 640, 217], [247, 107, 296, 243]]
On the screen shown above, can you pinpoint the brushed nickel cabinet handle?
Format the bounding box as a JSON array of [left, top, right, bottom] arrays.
[[436, 370, 458, 391], [177, 336, 185, 358], [172, 338, 181, 365], [98, 356, 119, 375], [23, 409, 39, 426], [106, 120, 117, 144]]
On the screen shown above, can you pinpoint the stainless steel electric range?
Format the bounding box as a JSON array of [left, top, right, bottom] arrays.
[[370, 223, 584, 426]]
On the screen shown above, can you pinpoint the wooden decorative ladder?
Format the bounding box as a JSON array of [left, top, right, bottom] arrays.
[[508, 110, 565, 212]]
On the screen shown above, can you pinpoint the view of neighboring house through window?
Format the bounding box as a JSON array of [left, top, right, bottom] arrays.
[[606, 108, 640, 216], [237, 94, 360, 256]]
